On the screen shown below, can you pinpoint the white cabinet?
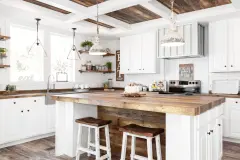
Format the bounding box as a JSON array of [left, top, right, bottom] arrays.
[[224, 98, 240, 139], [120, 31, 159, 74], [196, 105, 223, 160], [158, 22, 205, 59], [0, 96, 55, 145], [209, 18, 240, 72]]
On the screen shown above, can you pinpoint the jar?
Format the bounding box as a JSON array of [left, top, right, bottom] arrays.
[[86, 61, 92, 71], [108, 79, 113, 89]]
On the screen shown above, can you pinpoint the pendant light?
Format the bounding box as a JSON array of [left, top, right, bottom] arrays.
[[161, 0, 185, 47], [28, 18, 47, 57], [89, 0, 107, 56], [67, 28, 81, 60]]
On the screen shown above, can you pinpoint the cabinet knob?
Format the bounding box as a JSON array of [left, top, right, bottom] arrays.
[[236, 101, 238, 104], [34, 100, 37, 102], [224, 65, 227, 67], [210, 130, 214, 133], [21, 110, 23, 113], [231, 65, 233, 67], [128, 69, 130, 71], [143, 69, 144, 70], [27, 110, 30, 112], [13, 102, 16, 104], [207, 132, 211, 135], [218, 124, 221, 126]]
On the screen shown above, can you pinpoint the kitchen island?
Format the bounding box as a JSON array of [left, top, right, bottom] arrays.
[[52, 91, 225, 160]]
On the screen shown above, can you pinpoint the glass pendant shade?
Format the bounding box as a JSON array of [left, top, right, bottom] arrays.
[[67, 28, 81, 60], [89, 36, 106, 55]]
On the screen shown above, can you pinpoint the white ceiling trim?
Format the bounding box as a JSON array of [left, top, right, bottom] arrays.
[[99, 15, 131, 30], [65, 0, 152, 23]]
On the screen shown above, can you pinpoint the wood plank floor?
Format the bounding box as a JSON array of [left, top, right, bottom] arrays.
[[0, 136, 239, 160]]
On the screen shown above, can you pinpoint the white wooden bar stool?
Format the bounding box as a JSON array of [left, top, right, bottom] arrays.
[[75, 117, 112, 160], [119, 124, 164, 160]]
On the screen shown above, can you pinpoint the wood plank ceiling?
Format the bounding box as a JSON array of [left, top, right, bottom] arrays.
[[106, 5, 161, 24], [70, 0, 106, 7], [23, 0, 71, 14], [157, 0, 232, 14]]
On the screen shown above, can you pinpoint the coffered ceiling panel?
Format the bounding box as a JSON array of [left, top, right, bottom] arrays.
[[23, 0, 71, 14], [106, 5, 161, 24], [70, 0, 106, 7], [157, 0, 231, 14], [85, 19, 114, 29]]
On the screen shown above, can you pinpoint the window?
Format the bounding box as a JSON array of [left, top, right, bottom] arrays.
[[50, 33, 75, 82], [10, 25, 44, 82]]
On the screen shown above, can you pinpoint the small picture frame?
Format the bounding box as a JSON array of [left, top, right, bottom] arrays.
[[56, 72, 68, 82]]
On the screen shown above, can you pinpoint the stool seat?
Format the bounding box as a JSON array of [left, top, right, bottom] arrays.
[[75, 117, 112, 127], [119, 124, 164, 137]]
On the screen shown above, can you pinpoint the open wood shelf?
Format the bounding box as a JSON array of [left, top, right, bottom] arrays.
[[79, 70, 115, 74], [0, 35, 10, 41], [78, 50, 115, 57], [0, 65, 10, 68]]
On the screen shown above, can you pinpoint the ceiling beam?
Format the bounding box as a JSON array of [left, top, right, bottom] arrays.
[[99, 15, 131, 30], [65, 0, 152, 23], [141, 0, 171, 20]]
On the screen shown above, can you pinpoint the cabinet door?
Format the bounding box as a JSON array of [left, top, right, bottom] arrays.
[[229, 105, 240, 138], [3, 99, 25, 142], [210, 121, 217, 160], [197, 126, 209, 160], [216, 117, 223, 159], [24, 97, 46, 137], [158, 29, 165, 58], [0, 100, 5, 144], [120, 36, 131, 74], [209, 20, 228, 72], [228, 19, 240, 71], [130, 34, 142, 73], [141, 31, 157, 73], [183, 24, 192, 56]]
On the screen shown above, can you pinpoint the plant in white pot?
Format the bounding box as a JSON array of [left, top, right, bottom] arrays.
[[81, 40, 93, 51], [0, 48, 7, 57]]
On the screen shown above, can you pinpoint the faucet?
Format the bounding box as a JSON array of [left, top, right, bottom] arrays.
[[47, 75, 55, 93]]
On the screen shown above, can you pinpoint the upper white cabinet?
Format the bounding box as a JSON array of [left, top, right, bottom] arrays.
[[158, 22, 205, 59], [120, 31, 159, 74], [209, 19, 240, 72]]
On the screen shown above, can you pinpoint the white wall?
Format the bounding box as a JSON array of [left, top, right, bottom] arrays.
[[0, 16, 118, 91]]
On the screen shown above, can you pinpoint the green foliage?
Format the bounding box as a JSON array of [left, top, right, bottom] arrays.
[[105, 62, 112, 70], [81, 40, 93, 48], [0, 48, 7, 53]]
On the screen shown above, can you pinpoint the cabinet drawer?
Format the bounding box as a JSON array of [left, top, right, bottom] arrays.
[[226, 98, 240, 107]]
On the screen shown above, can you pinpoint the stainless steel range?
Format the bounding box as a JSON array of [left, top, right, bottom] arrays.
[[159, 80, 201, 95]]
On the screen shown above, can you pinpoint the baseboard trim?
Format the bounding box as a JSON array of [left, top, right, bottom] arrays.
[[224, 137, 240, 144], [0, 132, 55, 149]]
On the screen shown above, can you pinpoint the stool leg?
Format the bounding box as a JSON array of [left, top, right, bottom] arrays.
[[147, 137, 153, 160], [131, 136, 136, 160], [87, 127, 91, 157], [95, 127, 101, 160], [76, 124, 82, 160], [155, 135, 162, 160], [120, 132, 128, 160], [105, 125, 112, 160]]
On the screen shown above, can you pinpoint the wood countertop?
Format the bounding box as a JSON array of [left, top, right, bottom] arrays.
[[0, 93, 46, 99], [51, 91, 225, 116]]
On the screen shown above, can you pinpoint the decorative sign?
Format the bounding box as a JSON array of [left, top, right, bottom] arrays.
[[116, 50, 124, 81], [179, 64, 194, 81]]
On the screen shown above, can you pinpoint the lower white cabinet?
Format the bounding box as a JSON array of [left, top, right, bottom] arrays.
[[224, 98, 240, 139], [0, 96, 55, 145], [197, 105, 223, 160]]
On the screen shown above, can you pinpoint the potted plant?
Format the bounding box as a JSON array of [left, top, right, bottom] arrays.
[[81, 40, 93, 51], [105, 62, 112, 71], [0, 48, 7, 57]]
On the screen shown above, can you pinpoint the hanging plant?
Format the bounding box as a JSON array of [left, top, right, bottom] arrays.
[[81, 40, 93, 51]]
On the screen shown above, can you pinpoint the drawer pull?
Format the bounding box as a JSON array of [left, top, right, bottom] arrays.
[[210, 130, 214, 133], [207, 132, 211, 135]]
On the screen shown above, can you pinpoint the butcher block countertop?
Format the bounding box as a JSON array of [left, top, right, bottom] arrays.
[[51, 91, 225, 116]]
